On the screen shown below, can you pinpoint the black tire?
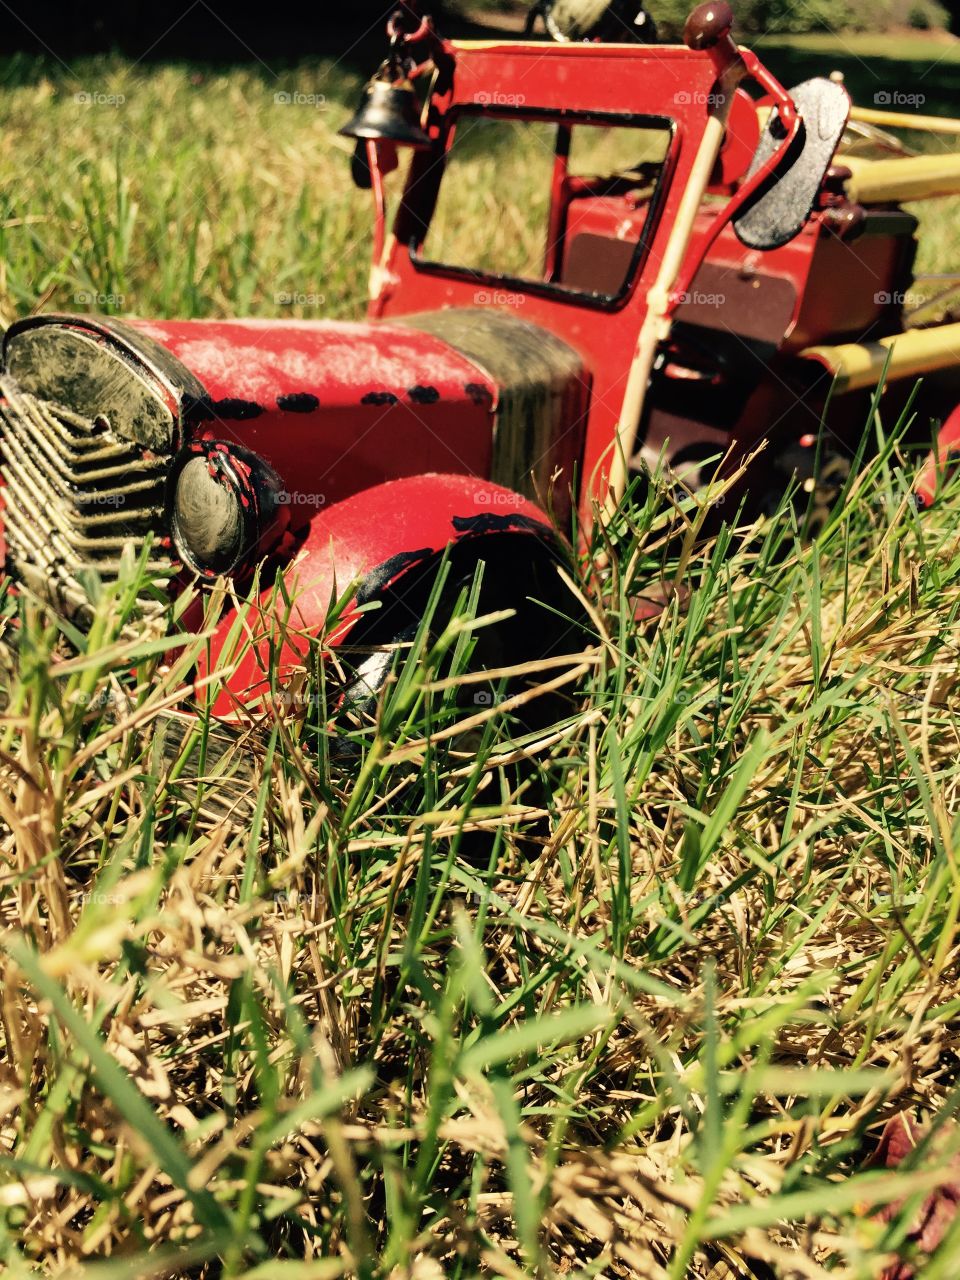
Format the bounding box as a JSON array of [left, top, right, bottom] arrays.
[[333, 529, 591, 732]]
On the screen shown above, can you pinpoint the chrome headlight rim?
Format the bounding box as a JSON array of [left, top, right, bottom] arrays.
[[170, 441, 284, 580]]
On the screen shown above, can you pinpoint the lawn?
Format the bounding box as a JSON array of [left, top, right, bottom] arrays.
[[757, 30, 960, 130], [3, 22, 960, 1280]]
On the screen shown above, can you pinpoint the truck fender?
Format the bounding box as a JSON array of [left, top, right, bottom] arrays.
[[915, 402, 960, 509], [193, 473, 570, 716]]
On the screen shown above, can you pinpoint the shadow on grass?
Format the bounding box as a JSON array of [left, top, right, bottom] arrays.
[[0, 2, 531, 76], [0, 3, 954, 123], [755, 41, 959, 121]]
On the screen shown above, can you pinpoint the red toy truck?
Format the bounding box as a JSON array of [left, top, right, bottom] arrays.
[[2, 1, 959, 716]]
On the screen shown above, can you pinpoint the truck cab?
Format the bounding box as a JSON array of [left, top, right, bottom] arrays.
[[370, 23, 926, 514]]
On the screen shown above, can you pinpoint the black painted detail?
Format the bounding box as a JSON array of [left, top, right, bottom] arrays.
[[277, 392, 320, 413], [211, 397, 266, 421], [465, 382, 494, 408], [356, 547, 435, 606], [408, 385, 440, 405], [183, 394, 216, 423], [451, 513, 550, 538], [361, 391, 400, 406]]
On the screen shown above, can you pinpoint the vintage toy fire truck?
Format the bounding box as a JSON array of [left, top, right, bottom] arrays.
[[2, 1, 959, 716]]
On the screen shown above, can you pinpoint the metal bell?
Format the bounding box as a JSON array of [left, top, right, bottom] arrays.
[[339, 74, 431, 150]]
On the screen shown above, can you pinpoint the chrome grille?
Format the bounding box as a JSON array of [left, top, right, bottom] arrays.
[[0, 373, 176, 615]]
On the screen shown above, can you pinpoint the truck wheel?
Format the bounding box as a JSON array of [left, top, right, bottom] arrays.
[[334, 529, 591, 737], [334, 530, 591, 859]]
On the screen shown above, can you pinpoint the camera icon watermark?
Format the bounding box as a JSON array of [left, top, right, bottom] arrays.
[[272, 688, 322, 711], [473, 289, 525, 308], [277, 490, 327, 508], [274, 91, 327, 109], [473, 91, 526, 107], [872, 491, 922, 512], [473, 489, 525, 508], [676, 289, 726, 308], [275, 290, 326, 307], [673, 688, 723, 710], [875, 290, 923, 308], [473, 689, 506, 707], [874, 90, 925, 108], [74, 90, 126, 108], [70, 688, 124, 714], [75, 290, 125, 308], [81, 888, 125, 906], [674, 90, 724, 108]]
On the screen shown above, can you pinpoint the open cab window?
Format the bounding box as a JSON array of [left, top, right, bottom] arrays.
[[412, 109, 674, 306]]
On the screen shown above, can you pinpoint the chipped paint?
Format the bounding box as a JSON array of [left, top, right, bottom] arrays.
[[356, 547, 435, 605], [452, 512, 555, 538], [277, 392, 320, 413], [208, 397, 265, 421], [124, 316, 500, 517], [129, 319, 488, 407], [465, 382, 495, 408], [407, 385, 441, 405]]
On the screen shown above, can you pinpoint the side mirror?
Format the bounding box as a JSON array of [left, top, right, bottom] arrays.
[[733, 78, 850, 250]]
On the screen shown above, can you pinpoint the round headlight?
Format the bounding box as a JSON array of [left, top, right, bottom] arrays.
[[172, 453, 247, 576], [171, 443, 286, 578]]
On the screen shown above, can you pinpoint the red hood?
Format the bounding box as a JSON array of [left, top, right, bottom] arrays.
[[127, 316, 498, 518], [129, 317, 493, 411]]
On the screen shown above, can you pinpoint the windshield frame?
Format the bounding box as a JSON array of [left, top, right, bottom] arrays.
[[408, 105, 678, 311]]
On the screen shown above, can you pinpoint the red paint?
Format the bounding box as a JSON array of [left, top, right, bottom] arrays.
[[129, 318, 497, 523], [710, 88, 760, 193], [378, 39, 728, 497], [192, 472, 553, 715], [915, 402, 960, 508], [374, 37, 863, 508]]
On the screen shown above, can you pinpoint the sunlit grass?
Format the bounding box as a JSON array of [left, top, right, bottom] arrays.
[[760, 31, 960, 61], [4, 424, 960, 1276], [0, 57, 372, 322]]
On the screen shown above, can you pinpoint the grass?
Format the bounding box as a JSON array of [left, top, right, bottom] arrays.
[[756, 30, 960, 123], [759, 31, 960, 60], [1, 29, 960, 1280], [7, 428, 960, 1277], [0, 56, 374, 324]]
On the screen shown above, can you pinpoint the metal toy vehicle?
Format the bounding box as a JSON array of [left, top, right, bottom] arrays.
[[2, 1, 960, 722]]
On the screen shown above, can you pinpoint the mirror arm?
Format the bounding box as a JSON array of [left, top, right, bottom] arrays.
[[671, 99, 802, 306], [673, 7, 802, 304], [368, 141, 389, 293]]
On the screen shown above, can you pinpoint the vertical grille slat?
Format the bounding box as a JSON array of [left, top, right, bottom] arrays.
[[0, 373, 177, 616]]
